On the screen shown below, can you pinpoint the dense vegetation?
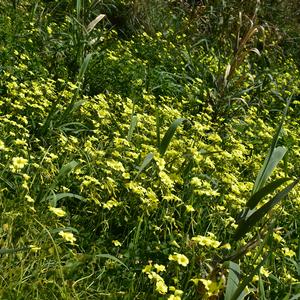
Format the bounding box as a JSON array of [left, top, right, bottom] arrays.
[[0, 0, 299, 299]]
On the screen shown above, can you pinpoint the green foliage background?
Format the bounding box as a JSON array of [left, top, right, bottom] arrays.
[[0, 0, 299, 299]]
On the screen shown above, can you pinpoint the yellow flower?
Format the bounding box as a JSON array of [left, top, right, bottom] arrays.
[[185, 205, 195, 212], [112, 240, 122, 247], [155, 279, 168, 294], [142, 264, 152, 273], [0, 140, 5, 150], [47, 26, 52, 34], [282, 247, 296, 257], [191, 278, 222, 297], [25, 195, 35, 203], [29, 245, 41, 253], [260, 266, 270, 277], [220, 243, 231, 250], [168, 253, 189, 267], [59, 231, 76, 244], [192, 232, 221, 248], [154, 264, 166, 273], [10, 156, 28, 172], [48, 206, 66, 217]]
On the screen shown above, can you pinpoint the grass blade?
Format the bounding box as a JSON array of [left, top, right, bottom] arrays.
[[127, 115, 138, 141], [96, 253, 128, 270], [87, 14, 105, 33], [247, 177, 290, 209], [253, 101, 290, 194], [134, 153, 154, 180], [235, 178, 299, 240], [0, 246, 29, 255], [253, 146, 287, 194], [224, 261, 240, 300], [47, 192, 85, 207], [230, 255, 268, 300], [78, 53, 92, 84], [55, 161, 79, 183], [76, 0, 82, 20], [159, 118, 186, 156]]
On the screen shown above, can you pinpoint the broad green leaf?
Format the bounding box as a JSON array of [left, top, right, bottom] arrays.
[[253, 146, 287, 194], [253, 101, 290, 194], [224, 261, 240, 300], [235, 178, 299, 240], [56, 161, 79, 181], [159, 118, 186, 156], [231, 255, 268, 300], [247, 177, 290, 209], [134, 153, 154, 180]]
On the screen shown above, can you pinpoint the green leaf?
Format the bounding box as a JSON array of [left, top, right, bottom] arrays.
[[78, 53, 92, 84], [253, 146, 287, 194], [247, 177, 290, 209], [235, 178, 299, 240], [159, 118, 186, 156], [87, 14, 105, 33], [96, 253, 128, 270], [76, 0, 82, 19], [224, 261, 240, 300], [47, 192, 85, 207], [134, 153, 154, 180], [127, 115, 138, 141], [230, 255, 268, 300], [0, 246, 29, 255], [56, 161, 79, 182], [253, 101, 290, 194]]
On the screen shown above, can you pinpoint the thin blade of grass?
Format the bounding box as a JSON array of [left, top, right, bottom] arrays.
[[259, 273, 266, 300], [78, 53, 92, 84], [0, 246, 29, 255], [127, 115, 138, 141], [47, 193, 85, 207], [159, 118, 186, 156], [76, 0, 82, 20], [96, 254, 128, 270], [134, 153, 154, 180], [235, 178, 299, 240]]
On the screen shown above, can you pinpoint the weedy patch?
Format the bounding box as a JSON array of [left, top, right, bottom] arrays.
[[0, 1, 299, 299]]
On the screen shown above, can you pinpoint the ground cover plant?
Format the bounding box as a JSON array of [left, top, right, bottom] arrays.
[[0, 0, 299, 299]]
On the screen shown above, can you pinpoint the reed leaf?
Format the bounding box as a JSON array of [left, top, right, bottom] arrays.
[[135, 153, 154, 180], [224, 261, 241, 300], [247, 177, 290, 209], [235, 178, 299, 240], [230, 255, 268, 300], [159, 118, 186, 156], [127, 115, 138, 142], [87, 14, 105, 33], [253, 101, 290, 194]]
